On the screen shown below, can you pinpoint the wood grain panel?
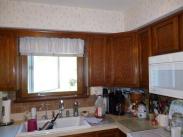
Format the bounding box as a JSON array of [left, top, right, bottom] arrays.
[[138, 28, 152, 89], [61, 129, 126, 137], [88, 36, 107, 86], [110, 32, 139, 87], [180, 12, 183, 51], [152, 16, 179, 55], [0, 34, 18, 91]]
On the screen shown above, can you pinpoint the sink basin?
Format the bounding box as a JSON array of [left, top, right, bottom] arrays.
[[17, 116, 91, 137]]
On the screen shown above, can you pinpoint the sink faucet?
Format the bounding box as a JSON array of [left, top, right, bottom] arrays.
[[73, 101, 79, 117], [59, 99, 64, 118]]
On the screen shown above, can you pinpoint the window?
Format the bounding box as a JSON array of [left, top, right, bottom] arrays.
[[17, 56, 86, 102], [17, 36, 86, 102], [28, 56, 77, 93]]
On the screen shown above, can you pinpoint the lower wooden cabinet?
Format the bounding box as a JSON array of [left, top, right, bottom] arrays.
[[96, 129, 126, 137], [61, 129, 126, 137]]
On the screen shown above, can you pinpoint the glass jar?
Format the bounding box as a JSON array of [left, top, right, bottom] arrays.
[[171, 113, 183, 136], [171, 113, 183, 127]]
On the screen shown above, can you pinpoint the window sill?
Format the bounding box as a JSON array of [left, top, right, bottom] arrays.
[[15, 93, 89, 103]]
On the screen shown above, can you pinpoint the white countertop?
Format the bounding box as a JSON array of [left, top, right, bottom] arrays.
[[1, 114, 164, 137], [0, 124, 20, 137]]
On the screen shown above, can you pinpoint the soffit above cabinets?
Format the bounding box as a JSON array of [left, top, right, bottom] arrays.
[[11, 0, 142, 12]]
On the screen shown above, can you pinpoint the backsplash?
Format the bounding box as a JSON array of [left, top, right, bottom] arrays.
[[8, 87, 144, 114], [149, 93, 183, 115], [7, 92, 96, 113], [6, 89, 183, 115]]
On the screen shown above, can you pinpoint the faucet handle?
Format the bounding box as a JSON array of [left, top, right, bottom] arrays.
[[60, 100, 64, 104], [59, 100, 64, 110], [73, 101, 79, 117], [66, 110, 70, 117], [73, 101, 79, 106]]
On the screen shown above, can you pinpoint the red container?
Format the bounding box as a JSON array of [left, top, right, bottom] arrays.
[[27, 119, 37, 132]]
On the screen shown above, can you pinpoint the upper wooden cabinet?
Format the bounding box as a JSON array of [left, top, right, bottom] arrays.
[[110, 33, 139, 87], [88, 36, 108, 86], [0, 34, 18, 91], [180, 13, 183, 50], [152, 16, 179, 55], [88, 33, 139, 87], [138, 28, 152, 89]]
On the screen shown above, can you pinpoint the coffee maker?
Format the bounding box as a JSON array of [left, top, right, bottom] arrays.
[[108, 89, 125, 115]]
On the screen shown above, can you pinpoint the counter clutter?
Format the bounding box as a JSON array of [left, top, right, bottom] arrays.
[[0, 114, 161, 137]]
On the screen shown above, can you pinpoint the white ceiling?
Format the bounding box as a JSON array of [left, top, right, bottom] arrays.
[[13, 0, 141, 11]]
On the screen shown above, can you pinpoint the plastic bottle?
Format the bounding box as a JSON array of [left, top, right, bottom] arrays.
[[27, 107, 37, 132], [95, 95, 105, 118]]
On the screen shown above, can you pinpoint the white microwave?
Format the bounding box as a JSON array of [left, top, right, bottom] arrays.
[[149, 52, 183, 99]]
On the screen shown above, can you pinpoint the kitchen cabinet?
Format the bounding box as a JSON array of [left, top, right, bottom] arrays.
[[62, 129, 126, 137], [0, 33, 18, 91], [138, 28, 152, 89], [96, 128, 126, 137], [110, 33, 139, 87], [152, 16, 179, 55], [88, 36, 108, 86], [180, 12, 183, 51]]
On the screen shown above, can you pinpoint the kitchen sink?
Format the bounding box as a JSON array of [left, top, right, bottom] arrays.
[[17, 116, 91, 137]]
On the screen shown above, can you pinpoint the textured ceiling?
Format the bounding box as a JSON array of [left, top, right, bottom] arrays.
[[12, 0, 142, 11]]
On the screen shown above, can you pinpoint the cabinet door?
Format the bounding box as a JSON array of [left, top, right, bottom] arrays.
[[63, 132, 96, 137], [152, 16, 179, 55], [96, 129, 125, 137], [180, 13, 183, 50], [88, 36, 107, 86], [138, 28, 152, 89], [0, 34, 18, 91], [62, 129, 126, 137], [111, 33, 139, 87]]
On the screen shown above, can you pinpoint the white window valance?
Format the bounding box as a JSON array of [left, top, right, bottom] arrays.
[[19, 37, 85, 57]]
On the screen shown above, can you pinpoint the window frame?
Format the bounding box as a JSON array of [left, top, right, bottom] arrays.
[[28, 56, 78, 93], [16, 55, 87, 102]]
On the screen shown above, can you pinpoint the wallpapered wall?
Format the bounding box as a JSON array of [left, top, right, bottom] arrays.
[[0, 0, 124, 33], [0, 0, 183, 33], [124, 0, 183, 31]]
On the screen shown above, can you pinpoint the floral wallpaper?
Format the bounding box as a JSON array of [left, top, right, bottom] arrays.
[[124, 0, 183, 31], [0, 0, 124, 33]]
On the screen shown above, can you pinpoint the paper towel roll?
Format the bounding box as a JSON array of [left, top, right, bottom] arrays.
[[90, 87, 103, 95], [0, 98, 2, 122], [2, 99, 11, 124]]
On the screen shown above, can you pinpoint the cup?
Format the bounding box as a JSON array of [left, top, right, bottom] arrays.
[[171, 127, 181, 137], [157, 114, 169, 127], [27, 119, 37, 132]]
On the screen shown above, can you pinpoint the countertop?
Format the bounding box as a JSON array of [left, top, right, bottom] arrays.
[[0, 114, 161, 137], [127, 128, 171, 137], [0, 124, 20, 137]]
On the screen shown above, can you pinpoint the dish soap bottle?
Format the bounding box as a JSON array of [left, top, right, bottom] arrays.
[[95, 95, 105, 118]]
